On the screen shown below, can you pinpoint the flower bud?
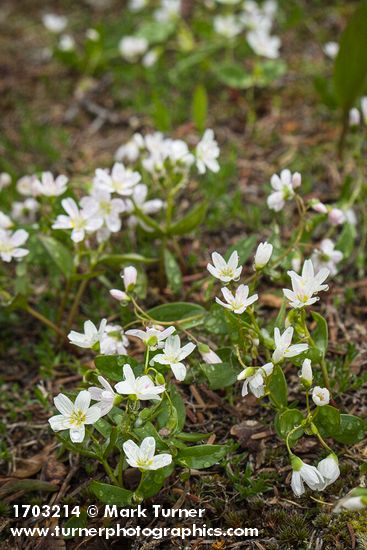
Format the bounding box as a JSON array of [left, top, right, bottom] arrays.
[[110, 289, 130, 302], [292, 172, 302, 189], [122, 265, 137, 292], [198, 343, 221, 364], [0, 172, 11, 190], [328, 208, 346, 226], [254, 242, 273, 270], [310, 200, 328, 214], [349, 108, 360, 127], [299, 358, 313, 388], [155, 373, 166, 385]]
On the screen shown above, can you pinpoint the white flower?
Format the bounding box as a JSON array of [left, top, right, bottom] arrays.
[[16, 175, 39, 197], [126, 183, 164, 231], [334, 493, 367, 512], [312, 386, 330, 407], [312, 239, 343, 276], [291, 456, 325, 496], [283, 259, 329, 309], [0, 212, 13, 229], [68, 319, 107, 349], [207, 250, 242, 282], [123, 436, 172, 470], [272, 327, 308, 363], [100, 324, 129, 355], [349, 107, 360, 127], [115, 364, 165, 401], [328, 207, 346, 226], [122, 265, 138, 292], [154, 0, 181, 23], [94, 163, 141, 196], [317, 454, 340, 487], [323, 41, 339, 59], [215, 284, 258, 314], [42, 14, 68, 33], [49, 390, 101, 443], [80, 189, 125, 237], [88, 376, 116, 415], [254, 241, 273, 269], [150, 335, 196, 381], [11, 198, 39, 224], [0, 229, 29, 262], [198, 344, 222, 364], [214, 15, 243, 39], [345, 208, 357, 226], [0, 172, 11, 190], [247, 30, 280, 59], [86, 28, 100, 41], [299, 358, 313, 387], [237, 363, 274, 398], [34, 172, 68, 197], [142, 49, 159, 67], [196, 129, 220, 174], [129, 0, 148, 11], [119, 36, 148, 62], [126, 326, 176, 350], [267, 169, 300, 211], [59, 34, 75, 52], [115, 133, 145, 163], [52, 197, 103, 243]]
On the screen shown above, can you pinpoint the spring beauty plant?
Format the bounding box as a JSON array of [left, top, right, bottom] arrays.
[[0, 121, 364, 506], [42, 0, 286, 115]]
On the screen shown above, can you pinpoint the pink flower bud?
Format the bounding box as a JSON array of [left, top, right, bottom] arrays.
[[328, 208, 346, 226], [110, 289, 129, 302], [292, 172, 302, 189], [312, 201, 328, 214]]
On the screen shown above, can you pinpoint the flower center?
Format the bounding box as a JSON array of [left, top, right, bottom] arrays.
[[69, 409, 86, 426]]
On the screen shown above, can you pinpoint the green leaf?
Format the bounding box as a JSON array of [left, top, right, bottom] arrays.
[[311, 312, 328, 359], [204, 303, 228, 334], [156, 385, 186, 432], [214, 63, 254, 89], [226, 235, 257, 265], [200, 362, 238, 390], [268, 365, 288, 409], [137, 20, 175, 43], [313, 405, 340, 438], [334, 1, 367, 111], [38, 235, 74, 279], [168, 202, 207, 236], [89, 481, 133, 505], [176, 444, 228, 469], [192, 84, 208, 133], [97, 253, 157, 267], [63, 510, 88, 538], [332, 414, 365, 445], [336, 223, 356, 258], [95, 355, 139, 381], [152, 95, 171, 132], [274, 409, 304, 446], [147, 302, 206, 329], [164, 249, 182, 294], [135, 464, 174, 499]]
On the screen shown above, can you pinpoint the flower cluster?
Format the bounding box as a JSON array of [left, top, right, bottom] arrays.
[[214, 0, 281, 59]]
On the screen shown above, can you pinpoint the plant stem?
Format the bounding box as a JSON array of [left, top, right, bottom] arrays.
[[25, 305, 67, 340], [65, 277, 89, 332]]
